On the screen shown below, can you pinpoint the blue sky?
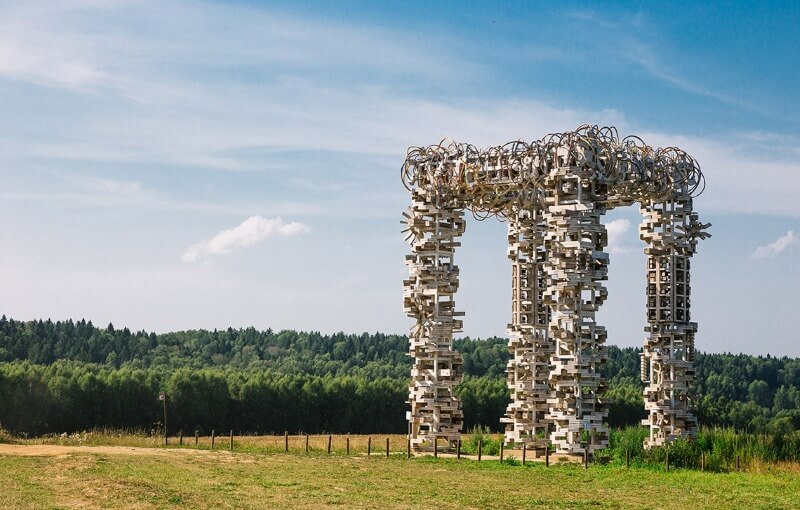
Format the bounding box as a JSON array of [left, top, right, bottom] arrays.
[[1, 1, 799, 355]]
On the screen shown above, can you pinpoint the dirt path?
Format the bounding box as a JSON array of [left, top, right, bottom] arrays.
[[0, 443, 220, 457]]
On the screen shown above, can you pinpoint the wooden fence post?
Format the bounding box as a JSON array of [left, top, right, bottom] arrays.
[[368, 437, 372, 456], [545, 443, 550, 468], [433, 438, 437, 459], [229, 430, 233, 450], [211, 430, 215, 449], [584, 447, 589, 469], [499, 441, 504, 463], [284, 431, 288, 453], [665, 449, 670, 472], [179, 430, 183, 446], [701, 452, 705, 472], [386, 437, 390, 458], [327, 435, 332, 455], [346, 437, 350, 455], [407, 438, 411, 459], [522, 443, 527, 466], [194, 430, 198, 446], [456, 439, 461, 460], [305, 434, 309, 453], [478, 439, 482, 462], [736, 454, 740, 471]]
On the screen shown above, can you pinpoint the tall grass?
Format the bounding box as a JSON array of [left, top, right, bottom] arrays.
[[460, 426, 502, 455], [606, 426, 800, 471], [0, 426, 13, 444]]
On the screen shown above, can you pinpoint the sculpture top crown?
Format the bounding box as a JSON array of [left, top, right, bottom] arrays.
[[401, 125, 705, 218]]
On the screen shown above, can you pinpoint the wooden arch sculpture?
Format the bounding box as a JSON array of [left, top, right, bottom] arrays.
[[401, 125, 711, 456]]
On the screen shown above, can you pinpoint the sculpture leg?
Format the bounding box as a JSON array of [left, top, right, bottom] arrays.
[[503, 208, 552, 448], [404, 191, 465, 452], [543, 168, 609, 456], [640, 197, 699, 448]]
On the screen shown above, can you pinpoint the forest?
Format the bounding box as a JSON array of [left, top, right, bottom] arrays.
[[1, 316, 799, 437]]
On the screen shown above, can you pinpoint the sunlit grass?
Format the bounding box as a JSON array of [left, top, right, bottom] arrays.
[[2, 446, 799, 509]]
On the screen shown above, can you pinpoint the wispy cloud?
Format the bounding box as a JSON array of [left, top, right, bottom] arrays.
[[752, 231, 797, 259], [606, 218, 632, 255], [182, 216, 310, 262], [640, 130, 800, 217], [0, 2, 114, 90], [0, 1, 457, 94], [69, 175, 142, 194], [567, 9, 758, 114]]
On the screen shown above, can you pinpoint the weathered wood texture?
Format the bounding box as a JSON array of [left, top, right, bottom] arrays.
[[403, 194, 466, 452], [639, 196, 709, 447], [402, 126, 710, 454], [502, 211, 552, 448]]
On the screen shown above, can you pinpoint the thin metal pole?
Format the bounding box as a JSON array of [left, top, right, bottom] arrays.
[[162, 394, 168, 445]]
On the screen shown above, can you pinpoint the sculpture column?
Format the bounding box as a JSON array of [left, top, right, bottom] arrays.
[[502, 207, 552, 447], [404, 189, 466, 452], [542, 165, 609, 456], [639, 195, 708, 448]]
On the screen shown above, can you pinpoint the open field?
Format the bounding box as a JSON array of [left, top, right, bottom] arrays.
[[2, 443, 800, 510]]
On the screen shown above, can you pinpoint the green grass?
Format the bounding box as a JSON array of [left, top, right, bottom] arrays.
[[605, 426, 800, 471], [2, 446, 800, 509]]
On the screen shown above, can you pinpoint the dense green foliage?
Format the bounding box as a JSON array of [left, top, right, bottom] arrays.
[[1, 316, 800, 437], [0, 361, 405, 436]]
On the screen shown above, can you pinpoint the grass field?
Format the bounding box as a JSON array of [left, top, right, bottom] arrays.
[[2, 441, 800, 509]]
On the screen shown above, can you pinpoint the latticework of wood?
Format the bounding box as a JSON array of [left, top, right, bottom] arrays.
[[401, 125, 710, 455]]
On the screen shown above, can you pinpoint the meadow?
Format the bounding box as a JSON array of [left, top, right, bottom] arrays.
[[2, 437, 800, 510]]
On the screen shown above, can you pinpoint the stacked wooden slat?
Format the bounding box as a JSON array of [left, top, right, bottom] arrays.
[[402, 126, 710, 455], [404, 190, 466, 452], [541, 163, 610, 455], [501, 208, 552, 448], [639, 196, 710, 447]]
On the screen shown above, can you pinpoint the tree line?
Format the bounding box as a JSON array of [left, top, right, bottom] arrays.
[[1, 316, 799, 436]]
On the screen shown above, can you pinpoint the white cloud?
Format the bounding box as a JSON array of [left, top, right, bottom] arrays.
[[182, 216, 310, 262], [752, 231, 797, 259], [639, 131, 800, 217], [606, 218, 632, 255]]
